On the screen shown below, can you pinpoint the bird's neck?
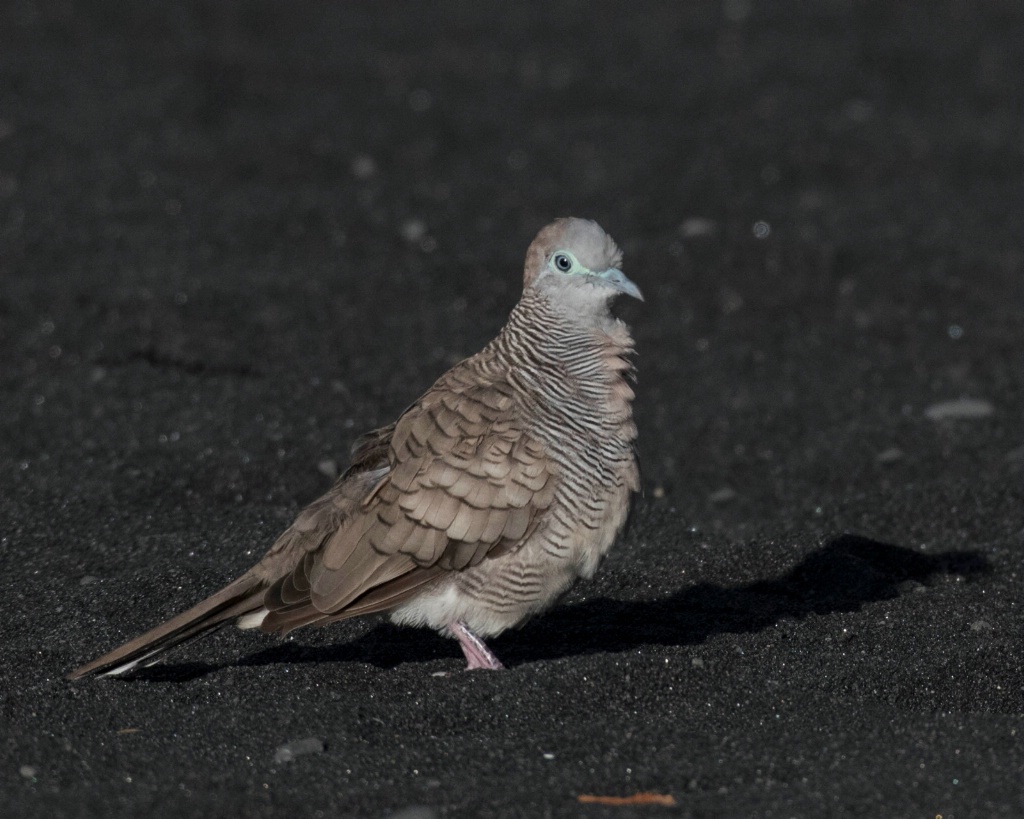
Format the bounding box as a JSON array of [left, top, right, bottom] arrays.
[[517, 287, 627, 339], [486, 288, 637, 457], [496, 289, 635, 383]]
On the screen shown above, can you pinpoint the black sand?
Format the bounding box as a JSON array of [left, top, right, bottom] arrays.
[[2, 1, 1022, 816]]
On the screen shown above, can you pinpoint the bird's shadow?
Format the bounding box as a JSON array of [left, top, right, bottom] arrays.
[[131, 534, 988, 682]]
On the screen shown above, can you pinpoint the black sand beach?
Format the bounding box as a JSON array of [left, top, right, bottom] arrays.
[[2, 2, 1021, 816]]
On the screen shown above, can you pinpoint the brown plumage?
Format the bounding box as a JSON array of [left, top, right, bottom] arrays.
[[69, 217, 642, 678]]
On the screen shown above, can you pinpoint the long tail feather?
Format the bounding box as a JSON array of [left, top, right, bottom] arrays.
[[68, 575, 266, 679]]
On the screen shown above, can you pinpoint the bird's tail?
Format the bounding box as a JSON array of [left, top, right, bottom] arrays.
[[67, 574, 267, 680]]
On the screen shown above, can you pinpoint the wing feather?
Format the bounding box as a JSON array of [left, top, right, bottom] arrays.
[[263, 365, 559, 626]]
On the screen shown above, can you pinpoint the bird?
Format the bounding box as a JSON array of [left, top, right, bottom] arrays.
[[68, 217, 642, 678]]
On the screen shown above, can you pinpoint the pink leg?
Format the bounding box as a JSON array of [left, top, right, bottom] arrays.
[[450, 620, 505, 670]]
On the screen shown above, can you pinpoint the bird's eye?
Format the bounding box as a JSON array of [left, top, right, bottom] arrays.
[[553, 253, 573, 272]]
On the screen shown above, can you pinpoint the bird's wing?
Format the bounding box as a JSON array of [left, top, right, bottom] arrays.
[[248, 412, 408, 581], [261, 366, 559, 626]]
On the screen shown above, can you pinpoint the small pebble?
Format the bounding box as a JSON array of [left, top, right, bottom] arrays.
[[923, 398, 994, 421], [679, 217, 717, 238], [317, 459, 339, 479], [79, 575, 100, 585], [19, 765, 37, 780], [400, 218, 427, 243], [273, 737, 324, 764], [390, 807, 437, 819], [969, 620, 993, 633], [351, 154, 377, 180], [875, 447, 904, 464], [709, 487, 737, 505]]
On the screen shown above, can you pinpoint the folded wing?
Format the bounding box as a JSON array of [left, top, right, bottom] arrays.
[[261, 368, 559, 632]]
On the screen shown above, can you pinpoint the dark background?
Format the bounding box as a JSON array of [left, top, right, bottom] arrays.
[[2, 1, 1021, 816]]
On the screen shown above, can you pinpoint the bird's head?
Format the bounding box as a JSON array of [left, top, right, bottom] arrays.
[[523, 218, 642, 310]]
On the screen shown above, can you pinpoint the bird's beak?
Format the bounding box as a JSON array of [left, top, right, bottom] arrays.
[[595, 268, 643, 301]]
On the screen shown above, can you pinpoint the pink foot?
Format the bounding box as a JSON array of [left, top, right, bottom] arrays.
[[450, 620, 504, 670]]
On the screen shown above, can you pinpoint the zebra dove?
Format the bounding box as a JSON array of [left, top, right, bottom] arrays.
[[69, 217, 641, 677]]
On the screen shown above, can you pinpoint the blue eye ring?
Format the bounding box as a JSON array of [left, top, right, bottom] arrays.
[[553, 253, 573, 272]]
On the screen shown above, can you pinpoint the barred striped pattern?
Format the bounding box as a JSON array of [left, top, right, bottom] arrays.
[[439, 288, 640, 630]]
